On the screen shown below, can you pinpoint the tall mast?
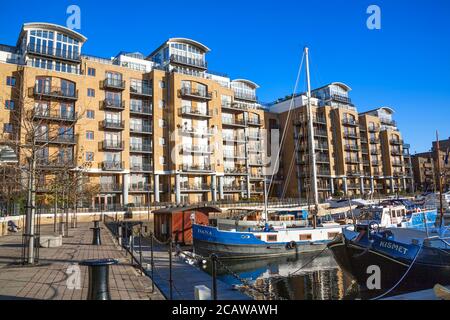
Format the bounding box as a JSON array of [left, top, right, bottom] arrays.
[[305, 47, 319, 225], [436, 131, 445, 228]]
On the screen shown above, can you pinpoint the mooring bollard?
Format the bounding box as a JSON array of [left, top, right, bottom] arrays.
[[91, 227, 102, 245], [93, 220, 100, 229], [80, 259, 118, 300], [210, 254, 218, 300]]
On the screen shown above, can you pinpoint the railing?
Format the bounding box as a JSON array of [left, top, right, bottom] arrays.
[[224, 151, 247, 159], [343, 132, 358, 139], [130, 124, 153, 134], [368, 125, 380, 132], [222, 134, 246, 142], [130, 103, 153, 115], [130, 163, 153, 172], [223, 185, 245, 192], [102, 119, 125, 130], [234, 91, 257, 102], [129, 183, 152, 192], [27, 44, 81, 62], [180, 183, 210, 191], [181, 145, 213, 154], [130, 143, 152, 153], [180, 106, 210, 117], [390, 139, 404, 145], [224, 167, 247, 174], [222, 102, 248, 112], [32, 109, 77, 122], [370, 149, 379, 155], [101, 161, 124, 171], [101, 140, 124, 150], [36, 158, 75, 168], [170, 54, 207, 69], [102, 99, 125, 110], [178, 128, 214, 136], [222, 117, 246, 126], [345, 157, 361, 164], [102, 78, 126, 90], [344, 144, 360, 151], [380, 118, 396, 126], [35, 134, 76, 144], [369, 138, 380, 144], [314, 129, 328, 137], [179, 87, 212, 100], [247, 118, 262, 126], [179, 164, 214, 172], [331, 94, 352, 104], [391, 149, 402, 156], [342, 118, 358, 126], [31, 85, 78, 100], [100, 184, 122, 192], [130, 86, 152, 96]]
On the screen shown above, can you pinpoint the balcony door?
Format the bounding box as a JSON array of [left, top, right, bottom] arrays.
[[36, 77, 51, 93]]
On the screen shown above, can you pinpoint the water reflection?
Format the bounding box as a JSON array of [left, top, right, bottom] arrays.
[[212, 252, 359, 300]]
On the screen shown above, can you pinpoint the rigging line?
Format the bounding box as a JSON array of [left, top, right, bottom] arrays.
[[281, 141, 298, 199], [267, 50, 305, 199]]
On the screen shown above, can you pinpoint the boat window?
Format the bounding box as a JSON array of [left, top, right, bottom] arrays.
[[299, 234, 312, 241], [267, 235, 277, 242], [360, 210, 382, 221], [328, 232, 339, 240], [255, 235, 261, 240]]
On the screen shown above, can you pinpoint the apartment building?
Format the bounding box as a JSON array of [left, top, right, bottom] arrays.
[[0, 22, 266, 208], [267, 82, 414, 200], [412, 138, 450, 192]]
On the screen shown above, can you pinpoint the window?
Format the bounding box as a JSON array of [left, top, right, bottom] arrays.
[[87, 67, 96, 76], [159, 119, 166, 128], [159, 100, 166, 109], [86, 131, 94, 140], [159, 137, 165, 146], [267, 235, 277, 242], [159, 156, 166, 165], [6, 76, 16, 86], [87, 110, 95, 119], [159, 81, 165, 88], [85, 152, 94, 161], [3, 124, 13, 133], [5, 100, 15, 110], [299, 234, 312, 241], [87, 88, 95, 97]]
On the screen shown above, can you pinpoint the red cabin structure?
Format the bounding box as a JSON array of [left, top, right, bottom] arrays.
[[153, 206, 221, 245]]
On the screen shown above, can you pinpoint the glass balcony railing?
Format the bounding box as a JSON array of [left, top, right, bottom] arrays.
[[32, 85, 78, 100], [27, 44, 81, 62]]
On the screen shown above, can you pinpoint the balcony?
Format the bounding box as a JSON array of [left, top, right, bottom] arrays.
[[130, 143, 152, 153], [361, 148, 369, 155], [179, 128, 214, 137], [247, 133, 261, 140], [391, 149, 402, 156], [180, 164, 214, 173], [224, 167, 247, 175], [102, 78, 126, 90], [314, 129, 328, 137], [343, 132, 359, 139], [344, 144, 360, 152], [369, 138, 380, 144], [36, 158, 76, 169], [234, 91, 257, 102], [100, 184, 122, 193], [345, 157, 361, 164], [170, 54, 207, 70], [130, 163, 153, 172], [393, 171, 405, 177], [392, 160, 404, 167], [223, 184, 245, 192], [129, 183, 152, 192], [179, 87, 212, 100], [381, 118, 396, 126], [102, 99, 125, 111], [342, 118, 359, 126], [317, 168, 331, 176], [222, 117, 246, 127], [249, 159, 264, 166], [31, 86, 78, 101], [331, 94, 352, 105], [32, 109, 77, 122], [223, 134, 246, 143], [130, 86, 152, 97], [313, 116, 327, 125], [390, 139, 404, 145], [247, 118, 262, 126], [130, 124, 152, 135], [224, 151, 247, 160], [181, 145, 213, 154], [101, 140, 124, 151], [368, 125, 380, 132], [360, 137, 368, 143], [27, 44, 81, 63], [180, 183, 211, 192], [101, 119, 125, 130], [101, 161, 124, 171], [222, 102, 248, 112], [35, 134, 76, 145], [370, 149, 380, 155], [247, 145, 262, 153], [316, 155, 330, 163], [347, 169, 362, 176], [179, 106, 211, 118], [130, 103, 153, 116], [372, 160, 380, 166]]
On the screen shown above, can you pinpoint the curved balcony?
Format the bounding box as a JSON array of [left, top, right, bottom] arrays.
[[179, 87, 212, 100], [30, 86, 78, 101], [170, 54, 207, 70], [27, 44, 81, 63], [102, 78, 125, 90]]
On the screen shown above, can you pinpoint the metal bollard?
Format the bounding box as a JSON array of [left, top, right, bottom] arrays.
[[210, 254, 218, 300], [150, 232, 155, 293], [80, 259, 118, 300], [169, 239, 173, 300], [91, 227, 101, 245], [93, 220, 100, 229]]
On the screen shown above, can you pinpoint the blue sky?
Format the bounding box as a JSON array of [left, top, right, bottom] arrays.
[[1, 0, 449, 153]]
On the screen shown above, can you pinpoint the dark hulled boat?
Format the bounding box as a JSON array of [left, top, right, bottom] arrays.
[[328, 224, 450, 297]]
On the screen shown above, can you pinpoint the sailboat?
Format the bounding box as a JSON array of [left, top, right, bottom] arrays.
[[193, 47, 346, 259]]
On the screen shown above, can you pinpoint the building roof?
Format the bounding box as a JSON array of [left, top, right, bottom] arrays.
[[312, 82, 352, 92], [232, 79, 260, 89], [153, 205, 222, 214], [359, 106, 395, 116], [148, 37, 211, 57], [19, 23, 88, 44]]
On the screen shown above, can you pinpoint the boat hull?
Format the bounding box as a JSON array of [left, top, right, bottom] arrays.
[[194, 238, 327, 259], [328, 233, 450, 297]]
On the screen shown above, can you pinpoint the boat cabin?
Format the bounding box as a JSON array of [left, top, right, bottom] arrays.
[[358, 205, 407, 228]]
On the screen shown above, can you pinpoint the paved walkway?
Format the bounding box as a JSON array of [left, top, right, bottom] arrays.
[[0, 222, 164, 300]]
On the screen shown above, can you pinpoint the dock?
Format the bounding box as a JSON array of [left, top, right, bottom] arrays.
[[0, 222, 164, 300]]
